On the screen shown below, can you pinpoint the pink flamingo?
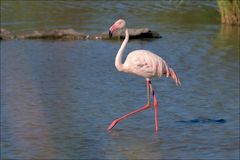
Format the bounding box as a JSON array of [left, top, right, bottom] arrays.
[[108, 19, 181, 133]]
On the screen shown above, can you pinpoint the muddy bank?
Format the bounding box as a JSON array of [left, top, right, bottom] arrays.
[[0, 28, 161, 40], [0, 29, 15, 40]]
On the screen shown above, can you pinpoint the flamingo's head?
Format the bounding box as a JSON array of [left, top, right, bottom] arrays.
[[109, 19, 126, 38]]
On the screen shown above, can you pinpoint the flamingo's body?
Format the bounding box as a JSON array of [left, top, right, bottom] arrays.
[[108, 19, 180, 133], [123, 50, 171, 79]]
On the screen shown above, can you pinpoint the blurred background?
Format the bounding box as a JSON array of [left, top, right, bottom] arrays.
[[1, 0, 239, 159], [1, 1, 222, 33]]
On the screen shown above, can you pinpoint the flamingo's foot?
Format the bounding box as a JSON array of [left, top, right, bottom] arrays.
[[107, 120, 118, 131]]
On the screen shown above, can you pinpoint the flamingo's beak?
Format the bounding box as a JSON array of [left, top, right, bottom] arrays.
[[109, 24, 117, 38], [109, 30, 112, 38]]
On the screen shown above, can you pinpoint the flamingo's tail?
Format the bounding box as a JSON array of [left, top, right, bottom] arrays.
[[169, 67, 181, 86]]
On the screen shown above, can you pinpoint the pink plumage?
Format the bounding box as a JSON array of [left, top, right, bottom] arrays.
[[108, 19, 180, 133], [124, 49, 169, 77]]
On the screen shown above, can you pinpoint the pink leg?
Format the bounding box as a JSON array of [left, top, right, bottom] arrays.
[[149, 82, 159, 133], [153, 91, 159, 133], [108, 79, 151, 131]]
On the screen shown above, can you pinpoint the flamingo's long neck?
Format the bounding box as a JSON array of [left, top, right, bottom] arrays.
[[115, 28, 129, 71]]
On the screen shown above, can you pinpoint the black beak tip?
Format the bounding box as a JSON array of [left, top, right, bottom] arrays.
[[109, 30, 112, 38]]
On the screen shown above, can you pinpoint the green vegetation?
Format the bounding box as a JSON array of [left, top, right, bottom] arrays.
[[217, 0, 240, 25]]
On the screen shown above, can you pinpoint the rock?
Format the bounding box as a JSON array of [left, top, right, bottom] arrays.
[[0, 28, 15, 40], [90, 28, 161, 40], [17, 29, 87, 40]]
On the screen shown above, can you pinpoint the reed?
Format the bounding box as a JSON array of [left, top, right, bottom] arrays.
[[217, 0, 240, 25]]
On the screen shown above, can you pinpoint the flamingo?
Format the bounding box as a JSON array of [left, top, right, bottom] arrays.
[[108, 19, 181, 133]]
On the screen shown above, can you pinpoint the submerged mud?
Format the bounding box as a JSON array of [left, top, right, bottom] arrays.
[[0, 28, 161, 40]]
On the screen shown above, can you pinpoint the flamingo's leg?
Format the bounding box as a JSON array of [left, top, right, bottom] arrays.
[[108, 79, 151, 131], [149, 81, 159, 133]]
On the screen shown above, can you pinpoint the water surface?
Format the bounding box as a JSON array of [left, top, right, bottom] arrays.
[[1, 1, 239, 159]]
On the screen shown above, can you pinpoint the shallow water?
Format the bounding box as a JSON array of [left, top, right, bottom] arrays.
[[1, 1, 239, 159]]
